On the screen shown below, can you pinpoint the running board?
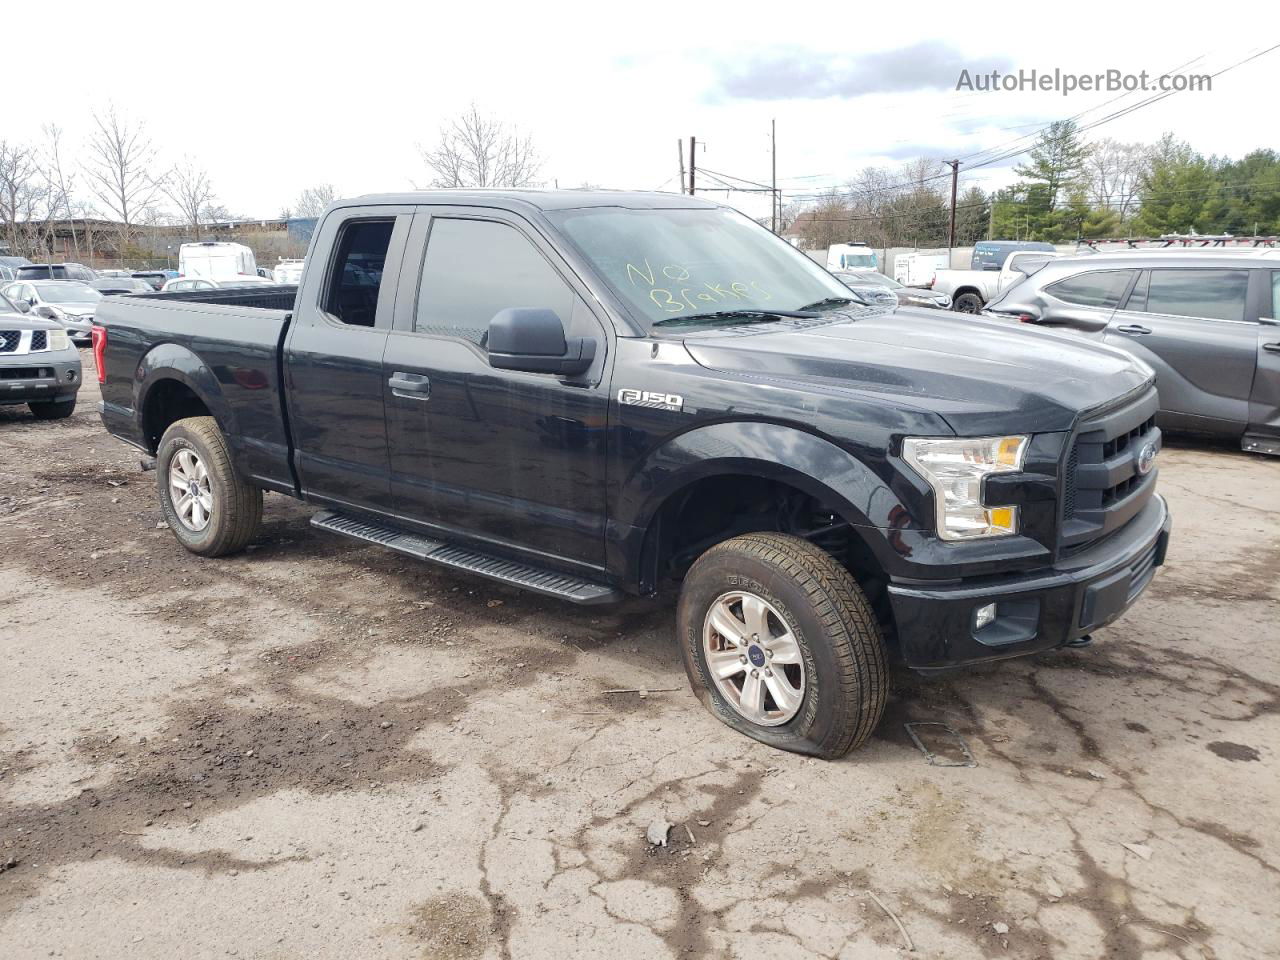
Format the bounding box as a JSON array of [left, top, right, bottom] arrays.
[[310, 510, 622, 605], [1242, 434, 1280, 456]]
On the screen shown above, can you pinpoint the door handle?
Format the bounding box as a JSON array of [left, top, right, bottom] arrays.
[[1115, 324, 1152, 336], [388, 372, 430, 399], [1263, 342, 1280, 354]]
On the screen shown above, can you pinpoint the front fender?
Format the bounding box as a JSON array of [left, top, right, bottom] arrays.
[[607, 420, 925, 589]]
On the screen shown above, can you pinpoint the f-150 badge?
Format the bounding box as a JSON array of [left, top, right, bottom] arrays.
[[618, 388, 684, 412]]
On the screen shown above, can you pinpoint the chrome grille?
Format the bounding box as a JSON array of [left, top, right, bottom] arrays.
[[1062, 388, 1161, 550], [0, 331, 19, 353], [30, 330, 47, 351]]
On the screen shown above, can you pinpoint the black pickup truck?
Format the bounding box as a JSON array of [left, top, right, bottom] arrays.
[[95, 190, 1171, 758]]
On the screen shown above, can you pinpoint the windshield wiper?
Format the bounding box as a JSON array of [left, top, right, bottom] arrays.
[[653, 308, 819, 328], [796, 295, 868, 311]]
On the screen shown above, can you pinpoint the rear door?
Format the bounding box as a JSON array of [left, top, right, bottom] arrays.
[[1036, 268, 1137, 334], [1105, 267, 1256, 429], [1249, 271, 1280, 441], [284, 205, 414, 513], [381, 206, 612, 573]]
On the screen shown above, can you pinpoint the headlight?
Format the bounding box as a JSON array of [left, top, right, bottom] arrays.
[[48, 329, 70, 351], [902, 435, 1028, 540]]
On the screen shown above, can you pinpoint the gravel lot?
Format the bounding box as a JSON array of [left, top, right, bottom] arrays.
[[2, 352, 1277, 960]]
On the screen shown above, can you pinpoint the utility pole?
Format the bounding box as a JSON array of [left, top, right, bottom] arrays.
[[689, 136, 697, 195], [677, 139, 686, 194], [946, 159, 960, 252], [771, 118, 777, 234]]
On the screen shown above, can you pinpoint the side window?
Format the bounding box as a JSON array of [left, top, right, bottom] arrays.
[[415, 218, 575, 345], [1044, 270, 1135, 308], [324, 219, 395, 327], [1140, 269, 1248, 322]]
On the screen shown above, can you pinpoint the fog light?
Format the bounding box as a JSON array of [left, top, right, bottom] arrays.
[[66, 370, 77, 381], [974, 602, 997, 630]]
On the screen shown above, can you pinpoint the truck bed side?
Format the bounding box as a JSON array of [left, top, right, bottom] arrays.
[[96, 287, 298, 494]]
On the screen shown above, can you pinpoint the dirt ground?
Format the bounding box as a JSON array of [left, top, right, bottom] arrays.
[[1, 352, 1277, 960]]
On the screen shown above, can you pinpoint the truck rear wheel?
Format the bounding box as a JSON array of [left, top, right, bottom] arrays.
[[156, 416, 262, 557], [676, 533, 888, 759], [953, 292, 984, 313]]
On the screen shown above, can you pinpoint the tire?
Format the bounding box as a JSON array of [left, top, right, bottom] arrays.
[[156, 416, 262, 557], [953, 292, 984, 314], [676, 533, 888, 759], [28, 399, 76, 420]]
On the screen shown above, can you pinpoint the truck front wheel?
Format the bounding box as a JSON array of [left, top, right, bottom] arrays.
[[156, 416, 262, 557], [676, 533, 888, 759]]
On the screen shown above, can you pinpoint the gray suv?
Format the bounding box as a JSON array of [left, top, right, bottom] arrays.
[[986, 253, 1280, 455]]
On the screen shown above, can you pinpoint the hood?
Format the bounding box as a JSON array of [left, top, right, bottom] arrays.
[[682, 308, 1154, 436], [53, 302, 97, 315], [0, 313, 62, 332]]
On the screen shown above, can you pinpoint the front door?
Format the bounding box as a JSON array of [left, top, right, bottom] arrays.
[[382, 208, 611, 574], [1250, 272, 1280, 441], [1104, 267, 1257, 430], [285, 208, 413, 513]]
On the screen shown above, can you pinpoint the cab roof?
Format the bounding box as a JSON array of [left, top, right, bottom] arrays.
[[338, 189, 719, 213]]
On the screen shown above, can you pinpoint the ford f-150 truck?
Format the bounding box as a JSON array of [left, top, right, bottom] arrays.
[[95, 190, 1171, 758]]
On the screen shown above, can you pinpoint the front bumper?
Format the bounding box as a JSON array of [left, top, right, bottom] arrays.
[[0, 354, 82, 404], [887, 494, 1171, 671]]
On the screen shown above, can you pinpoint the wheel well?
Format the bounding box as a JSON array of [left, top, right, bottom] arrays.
[[142, 379, 212, 452], [643, 474, 895, 641], [953, 287, 983, 301]]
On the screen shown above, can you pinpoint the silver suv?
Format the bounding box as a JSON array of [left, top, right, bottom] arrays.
[[985, 252, 1280, 455]]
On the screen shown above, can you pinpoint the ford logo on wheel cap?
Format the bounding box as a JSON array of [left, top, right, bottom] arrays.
[[1136, 440, 1158, 476]]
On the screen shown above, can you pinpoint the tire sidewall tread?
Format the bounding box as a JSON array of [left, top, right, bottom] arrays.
[[677, 532, 888, 759], [156, 416, 262, 557]]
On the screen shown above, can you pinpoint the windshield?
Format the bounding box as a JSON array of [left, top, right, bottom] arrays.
[[547, 206, 853, 330], [38, 283, 101, 303]]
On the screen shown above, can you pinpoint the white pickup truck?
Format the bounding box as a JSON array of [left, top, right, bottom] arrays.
[[932, 249, 1060, 313]]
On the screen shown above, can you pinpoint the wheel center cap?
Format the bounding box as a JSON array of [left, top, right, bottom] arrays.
[[188, 481, 200, 497], [747, 645, 766, 668]]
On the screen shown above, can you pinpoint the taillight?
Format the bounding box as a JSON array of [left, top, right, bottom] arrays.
[[1017, 314, 1037, 324], [91, 325, 107, 383]]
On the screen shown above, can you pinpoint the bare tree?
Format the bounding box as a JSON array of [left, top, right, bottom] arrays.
[[41, 124, 83, 259], [83, 105, 165, 252], [0, 139, 53, 257], [418, 104, 542, 188], [163, 158, 217, 239], [1087, 138, 1150, 227], [293, 184, 337, 218]]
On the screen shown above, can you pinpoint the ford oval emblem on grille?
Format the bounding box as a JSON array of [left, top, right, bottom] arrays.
[[1136, 440, 1157, 476]]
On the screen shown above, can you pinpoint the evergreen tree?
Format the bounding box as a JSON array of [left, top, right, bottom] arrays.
[[1014, 120, 1091, 211]]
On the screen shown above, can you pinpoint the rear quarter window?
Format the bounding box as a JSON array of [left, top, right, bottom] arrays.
[[1137, 269, 1249, 323], [1044, 270, 1135, 309]]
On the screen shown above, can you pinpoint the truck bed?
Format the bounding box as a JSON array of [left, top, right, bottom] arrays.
[[96, 286, 298, 494]]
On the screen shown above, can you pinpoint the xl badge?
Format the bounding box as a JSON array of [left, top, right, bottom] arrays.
[[1136, 440, 1158, 476], [618, 388, 684, 412]]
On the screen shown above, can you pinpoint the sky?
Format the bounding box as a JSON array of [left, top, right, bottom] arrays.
[[5, 2, 1279, 224]]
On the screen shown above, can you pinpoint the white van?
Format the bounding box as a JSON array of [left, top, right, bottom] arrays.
[[825, 242, 879, 272], [178, 242, 257, 281], [893, 252, 951, 287]]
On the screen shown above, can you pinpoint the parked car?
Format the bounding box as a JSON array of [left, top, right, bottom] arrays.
[[932, 249, 1062, 313], [16, 262, 97, 282], [835, 270, 951, 309], [2, 280, 102, 343], [161, 276, 276, 292], [95, 189, 1170, 759], [0, 290, 82, 419], [0, 255, 33, 284], [131, 271, 169, 290], [96, 269, 132, 278], [178, 241, 258, 281], [93, 277, 155, 296], [986, 252, 1280, 455], [825, 241, 878, 272]]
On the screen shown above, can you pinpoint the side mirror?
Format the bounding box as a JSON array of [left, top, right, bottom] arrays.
[[487, 308, 596, 376], [14, 298, 31, 313]]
